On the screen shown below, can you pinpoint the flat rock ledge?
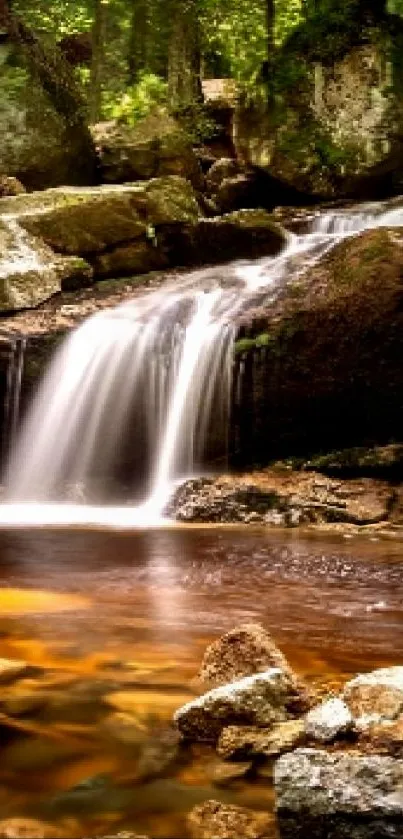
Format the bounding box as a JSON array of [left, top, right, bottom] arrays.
[[275, 748, 403, 839], [174, 668, 297, 743]]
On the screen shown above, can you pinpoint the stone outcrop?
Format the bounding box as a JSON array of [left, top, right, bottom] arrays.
[[233, 224, 403, 466], [235, 10, 403, 199], [92, 113, 203, 189], [275, 748, 403, 838], [0, 180, 285, 309], [187, 800, 271, 839], [174, 668, 298, 743], [0, 41, 97, 190]]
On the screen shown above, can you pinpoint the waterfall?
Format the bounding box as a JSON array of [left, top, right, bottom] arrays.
[[2, 197, 403, 524]]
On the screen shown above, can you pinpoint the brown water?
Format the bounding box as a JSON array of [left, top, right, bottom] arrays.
[[0, 526, 401, 837]]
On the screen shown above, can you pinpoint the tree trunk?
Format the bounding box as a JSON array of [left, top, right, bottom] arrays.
[[168, 0, 203, 110], [266, 0, 275, 60], [89, 0, 107, 123], [127, 0, 149, 84]]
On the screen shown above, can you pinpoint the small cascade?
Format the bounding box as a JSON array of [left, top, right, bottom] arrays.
[[0, 334, 26, 459], [3, 196, 403, 522]]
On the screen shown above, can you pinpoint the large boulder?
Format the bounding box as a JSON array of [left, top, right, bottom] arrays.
[[161, 210, 287, 267], [174, 668, 299, 743], [0, 41, 97, 189], [92, 113, 203, 189], [197, 623, 297, 690], [235, 10, 403, 199], [234, 225, 403, 466], [0, 177, 201, 289], [275, 748, 403, 838]]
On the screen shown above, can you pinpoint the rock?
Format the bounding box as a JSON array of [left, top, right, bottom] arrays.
[[136, 728, 182, 781], [0, 658, 28, 684], [0, 218, 93, 310], [197, 623, 297, 690], [343, 667, 403, 727], [210, 759, 252, 786], [217, 720, 305, 761], [235, 11, 403, 199], [100, 712, 145, 747], [0, 819, 67, 838], [233, 224, 403, 466], [92, 241, 167, 279], [275, 748, 403, 838], [168, 470, 394, 529], [187, 800, 271, 839], [174, 668, 298, 743], [92, 113, 203, 188], [0, 177, 25, 197], [206, 158, 241, 193], [12, 177, 201, 257], [163, 210, 287, 268], [0, 42, 97, 189], [305, 697, 354, 743], [360, 717, 403, 758]]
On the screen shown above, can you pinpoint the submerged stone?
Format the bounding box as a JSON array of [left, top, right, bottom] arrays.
[[187, 800, 271, 839]]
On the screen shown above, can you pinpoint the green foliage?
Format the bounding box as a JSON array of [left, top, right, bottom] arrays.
[[103, 72, 167, 123]]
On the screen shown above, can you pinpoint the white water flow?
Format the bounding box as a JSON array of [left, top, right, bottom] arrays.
[[2, 197, 403, 527]]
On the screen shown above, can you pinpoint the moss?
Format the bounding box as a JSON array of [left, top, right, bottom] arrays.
[[234, 332, 273, 355]]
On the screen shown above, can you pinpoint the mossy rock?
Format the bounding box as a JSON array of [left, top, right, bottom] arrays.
[[232, 225, 403, 466], [92, 112, 203, 189], [15, 177, 201, 256], [0, 43, 97, 189]]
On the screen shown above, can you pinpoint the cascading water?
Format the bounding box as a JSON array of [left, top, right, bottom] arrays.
[[2, 197, 403, 526]]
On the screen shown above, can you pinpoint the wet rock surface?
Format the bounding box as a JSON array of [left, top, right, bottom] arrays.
[[174, 668, 297, 743], [197, 623, 297, 691], [217, 720, 305, 761], [187, 800, 272, 839], [275, 748, 403, 838], [167, 470, 395, 529], [343, 667, 403, 728], [305, 697, 354, 743]]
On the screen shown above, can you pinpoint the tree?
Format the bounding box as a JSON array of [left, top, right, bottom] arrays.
[[89, 0, 108, 122], [168, 0, 203, 110]]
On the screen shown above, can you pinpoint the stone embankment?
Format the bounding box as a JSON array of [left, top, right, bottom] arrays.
[[172, 623, 403, 839]]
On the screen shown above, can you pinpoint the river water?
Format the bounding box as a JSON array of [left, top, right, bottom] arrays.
[[0, 525, 400, 837]]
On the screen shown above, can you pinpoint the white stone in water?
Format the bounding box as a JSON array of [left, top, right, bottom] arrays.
[[305, 697, 353, 742], [174, 668, 294, 742]]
